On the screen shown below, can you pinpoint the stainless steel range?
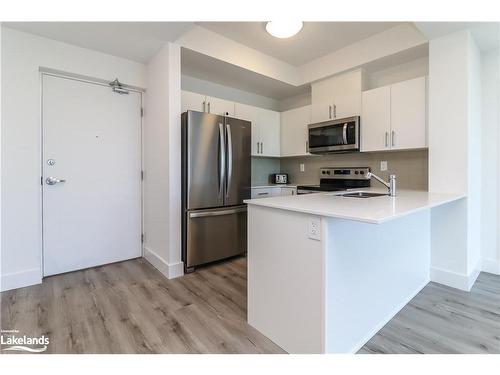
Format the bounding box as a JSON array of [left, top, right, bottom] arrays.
[[296, 167, 371, 195]]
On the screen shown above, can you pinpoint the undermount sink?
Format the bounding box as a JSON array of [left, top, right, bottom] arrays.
[[340, 192, 389, 198]]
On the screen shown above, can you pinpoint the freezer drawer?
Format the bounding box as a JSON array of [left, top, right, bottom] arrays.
[[186, 205, 247, 269]]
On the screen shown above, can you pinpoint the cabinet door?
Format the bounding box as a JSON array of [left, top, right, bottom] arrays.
[[334, 92, 361, 119], [281, 105, 311, 157], [311, 99, 332, 123], [207, 96, 235, 117], [181, 91, 206, 113], [235, 103, 260, 156], [259, 109, 280, 157], [390, 77, 426, 150], [361, 86, 391, 152], [280, 187, 296, 196]]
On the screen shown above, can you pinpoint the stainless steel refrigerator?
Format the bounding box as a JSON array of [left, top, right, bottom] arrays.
[[181, 110, 251, 273]]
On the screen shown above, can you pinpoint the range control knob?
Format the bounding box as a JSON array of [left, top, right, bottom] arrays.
[[360, 171, 365, 175]]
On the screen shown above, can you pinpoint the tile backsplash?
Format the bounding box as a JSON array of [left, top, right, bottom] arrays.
[[279, 150, 429, 190], [251, 157, 281, 185]]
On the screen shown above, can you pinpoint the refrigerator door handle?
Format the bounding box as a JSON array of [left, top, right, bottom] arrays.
[[218, 123, 226, 199], [226, 123, 233, 198]]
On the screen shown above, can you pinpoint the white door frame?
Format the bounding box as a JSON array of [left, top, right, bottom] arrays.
[[39, 68, 145, 278]]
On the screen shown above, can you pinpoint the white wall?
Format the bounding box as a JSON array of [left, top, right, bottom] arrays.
[[481, 48, 500, 274], [428, 30, 482, 290], [142, 43, 183, 279], [366, 57, 429, 90], [176, 24, 427, 87], [0, 27, 146, 291], [182, 75, 280, 111]]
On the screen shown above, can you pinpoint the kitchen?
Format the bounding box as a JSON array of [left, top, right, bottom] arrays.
[[1, 16, 499, 363]]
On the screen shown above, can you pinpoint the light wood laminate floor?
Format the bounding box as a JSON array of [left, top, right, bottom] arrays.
[[1, 257, 284, 354], [359, 272, 500, 354], [1, 257, 499, 354]]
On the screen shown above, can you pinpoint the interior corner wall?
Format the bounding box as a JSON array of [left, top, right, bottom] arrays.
[[428, 30, 482, 291], [0, 27, 145, 292], [481, 48, 500, 275], [143, 42, 183, 279]]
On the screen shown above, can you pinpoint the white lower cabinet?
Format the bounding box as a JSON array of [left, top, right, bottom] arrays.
[[361, 76, 427, 152], [280, 105, 311, 157], [251, 186, 297, 199], [280, 187, 297, 196]]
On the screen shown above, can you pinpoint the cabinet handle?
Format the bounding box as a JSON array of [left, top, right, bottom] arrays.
[[257, 142, 260, 154], [385, 132, 389, 147], [261, 142, 264, 154], [208, 102, 211, 113], [305, 140, 308, 153], [391, 131, 395, 147], [203, 101, 206, 112], [329, 105, 332, 119], [333, 104, 337, 118], [257, 192, 269, 196]]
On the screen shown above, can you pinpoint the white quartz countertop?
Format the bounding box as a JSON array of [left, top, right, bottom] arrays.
[[244, 188, 465, 224]]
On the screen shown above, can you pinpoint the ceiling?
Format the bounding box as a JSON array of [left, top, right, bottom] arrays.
[[196, 22, 402, 66], [4, 22, 194, 63], [181, 48, 310, 99]]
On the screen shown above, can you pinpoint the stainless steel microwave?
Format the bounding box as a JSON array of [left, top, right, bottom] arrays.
[[308, 116, 360, 154]]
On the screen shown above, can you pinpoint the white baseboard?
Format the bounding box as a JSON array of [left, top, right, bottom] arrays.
[[143, 247, 184, 279], [430, 265, 480, 291], [348, 278, 429, 354], [482, 258, 500, 275], [1, 268, 42, 292]]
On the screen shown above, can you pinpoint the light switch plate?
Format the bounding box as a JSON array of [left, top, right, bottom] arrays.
[[308, 216, 321, 241], [380, 161, 388, 171], [300, 163, 305, 172]]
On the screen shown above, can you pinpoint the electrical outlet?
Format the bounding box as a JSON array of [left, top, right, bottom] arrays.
[[308, 216, 321, 241], [380, 161, 388, 171], [300, 163, 305, 173]]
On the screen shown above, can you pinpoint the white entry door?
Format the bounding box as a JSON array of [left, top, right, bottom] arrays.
[[42, 74, 142, 276]]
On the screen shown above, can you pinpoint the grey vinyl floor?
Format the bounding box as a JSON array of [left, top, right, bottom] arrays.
[[1, 257, 499, 354], [0, 257, 284, 354], [359, 272, 500, 354]]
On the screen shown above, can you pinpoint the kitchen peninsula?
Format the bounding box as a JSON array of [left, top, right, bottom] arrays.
[[245, 189, 465, 353]]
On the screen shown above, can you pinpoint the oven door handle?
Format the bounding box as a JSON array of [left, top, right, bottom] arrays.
[[342, 123, 348, 145]]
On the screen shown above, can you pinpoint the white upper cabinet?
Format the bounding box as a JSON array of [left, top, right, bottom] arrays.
[[390, 77, 427, 150], [181, 91, 206, 113], [181, 91, 235, 116], [280, 105, 311, 157], [311, 70, 363, 123], [206, 96, 235, 117], [234, 103, 280, 157], [234, 103, 260, 156], [258, 109, 281, 157], [360, 76, 427, 152], [361, 86, 391, 152]]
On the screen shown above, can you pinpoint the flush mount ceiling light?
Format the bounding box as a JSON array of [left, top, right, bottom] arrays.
[[266, 21, 303, 39]]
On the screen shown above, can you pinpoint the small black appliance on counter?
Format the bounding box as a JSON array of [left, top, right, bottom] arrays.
[[270, 173, 288, 184]]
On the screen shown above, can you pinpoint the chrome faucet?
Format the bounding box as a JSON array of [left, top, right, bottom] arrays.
[[366, 172, 397, 197]]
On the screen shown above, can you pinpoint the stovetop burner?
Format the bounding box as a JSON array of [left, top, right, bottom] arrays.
[[296, 167, 371, 194]]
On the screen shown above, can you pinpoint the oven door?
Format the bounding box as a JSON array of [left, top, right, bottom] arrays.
[[308, 116, 359, 154]]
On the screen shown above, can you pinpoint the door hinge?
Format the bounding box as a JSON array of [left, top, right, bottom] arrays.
[[141, 170, 144, 181], [141, 107, 144, 117], [141, 233, 145, 243]]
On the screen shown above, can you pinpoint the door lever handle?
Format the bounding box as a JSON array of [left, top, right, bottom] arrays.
[[46, 177, 66, 185]]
